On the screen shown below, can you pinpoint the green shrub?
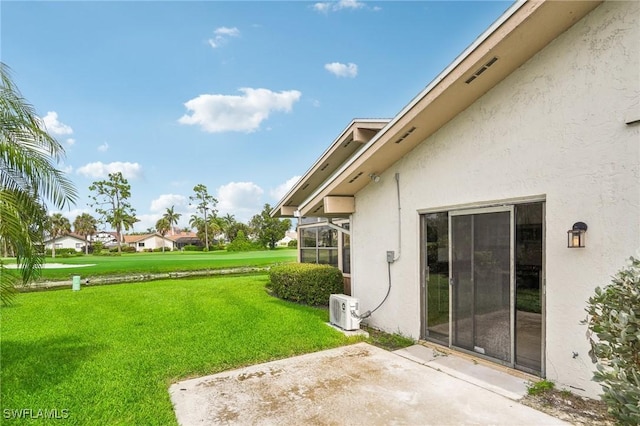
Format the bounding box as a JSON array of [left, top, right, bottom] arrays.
[[268, 263, 344, 306], [182, 245, 203, 252], [108, 245, 136, 253], [287, 239, 298, 248], [584, 256, 640, 424], [93, 251, 121, 257], [227, 230, 263, 252], [46, 248, 78, 257], [91, 241, 103, 254]]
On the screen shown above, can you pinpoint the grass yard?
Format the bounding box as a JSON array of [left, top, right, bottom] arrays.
[[0, 274, 358, 425], [3, 249, 297, 282]]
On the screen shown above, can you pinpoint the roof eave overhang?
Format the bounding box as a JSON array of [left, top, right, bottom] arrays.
[[271, 118, 390, 218]]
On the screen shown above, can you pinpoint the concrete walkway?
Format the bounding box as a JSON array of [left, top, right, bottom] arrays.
[[169, 343, 567, 425]]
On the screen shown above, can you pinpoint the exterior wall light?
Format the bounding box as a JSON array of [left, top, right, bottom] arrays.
[[567, 222, 587, 248], [369, 173, 381, 183]]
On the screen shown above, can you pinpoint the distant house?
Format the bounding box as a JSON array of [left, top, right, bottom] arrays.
[[123, 234, 174, 252], [168, 231, 202, 250], [272, 1, 639, 399], [90, 231, 119, 247], [44, 233, 86, 252], [277, 230, 298, 247]]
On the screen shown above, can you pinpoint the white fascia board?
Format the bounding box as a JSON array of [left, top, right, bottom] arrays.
[[297, 0, 526, 214]]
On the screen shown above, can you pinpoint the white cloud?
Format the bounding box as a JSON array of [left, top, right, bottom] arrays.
[[325, 62, 358, 78], [97, 142, 109, 152], [76, 161, 143, 179], [208, 26, 240, 48], [41, 111, 73, 136], [270, 175, 301, 201], [215, 26, 240, 37], [178, 88, 301, 133], [313, 2, 331, 13], [313, 0, 366, 13], [217, 181, 264, 221], [61, 164, 73, 174], [150, 194, 188, 213]]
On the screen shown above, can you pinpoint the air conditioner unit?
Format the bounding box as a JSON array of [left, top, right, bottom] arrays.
[[330, 294, 361, 331]]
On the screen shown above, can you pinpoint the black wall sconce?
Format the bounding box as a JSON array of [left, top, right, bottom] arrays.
[[567, 222, 588, 248]]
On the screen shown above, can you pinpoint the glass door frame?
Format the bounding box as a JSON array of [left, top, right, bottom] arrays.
[[448, 206, 515, 367], [420, 199, 546, 375]]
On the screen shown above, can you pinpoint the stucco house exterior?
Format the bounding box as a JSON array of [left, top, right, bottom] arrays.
[[123, 234, 174, 252], [44, 233, 86, 252], [272, 0, 639, 398]]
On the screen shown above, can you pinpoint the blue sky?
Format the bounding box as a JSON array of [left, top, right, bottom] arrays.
[[2, 0, 512, 232]]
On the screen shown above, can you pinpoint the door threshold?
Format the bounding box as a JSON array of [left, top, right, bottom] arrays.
[[417, 340, 540, 382]]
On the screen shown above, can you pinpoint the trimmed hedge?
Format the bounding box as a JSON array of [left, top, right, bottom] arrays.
[[268, 263, 343, 306], [46, 248, 79, 257]]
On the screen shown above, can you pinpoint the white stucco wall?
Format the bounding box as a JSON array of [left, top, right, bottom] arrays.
[[133, 235, 173, 251], [351, 1, 639, 398], [46, 235, 85, 251]]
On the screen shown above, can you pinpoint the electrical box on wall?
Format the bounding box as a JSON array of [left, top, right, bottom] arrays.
[[386, 251, 395, 263]]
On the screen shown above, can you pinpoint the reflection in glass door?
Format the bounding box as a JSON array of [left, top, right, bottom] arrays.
[[451, 209, 512, 363], [515, 203, 544, 374], [424, 213, 449, 343]]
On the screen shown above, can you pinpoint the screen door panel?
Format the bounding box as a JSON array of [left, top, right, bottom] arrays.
[[451, 210, 511, 362]]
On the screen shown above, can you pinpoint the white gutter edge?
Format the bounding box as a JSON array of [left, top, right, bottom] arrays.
[[297, 0, 527, 215]]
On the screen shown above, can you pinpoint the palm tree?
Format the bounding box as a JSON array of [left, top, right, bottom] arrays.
[[120, 213, 139, 246], [155, 217, 170, 253], [48, 213, 71, 258], [189, 215, 203, 233], [73, 213, 97, 255], [0, 62, 77, 304], [189, 215, 207, 248], [163, 206, 181, 236]]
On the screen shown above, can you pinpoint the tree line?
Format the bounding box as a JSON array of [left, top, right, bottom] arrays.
[[45, 170, 291, 255], [0, 62, 290, 304]]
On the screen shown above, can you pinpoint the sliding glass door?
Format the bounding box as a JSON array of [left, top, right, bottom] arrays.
[[422, 202, 544, 374]]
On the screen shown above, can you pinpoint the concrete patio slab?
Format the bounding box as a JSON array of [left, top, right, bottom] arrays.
[[169, 343, 567, 425]]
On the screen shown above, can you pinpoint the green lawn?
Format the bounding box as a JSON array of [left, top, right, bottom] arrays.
[[0, 274, 357, 425], [3, 249, 297, 282]]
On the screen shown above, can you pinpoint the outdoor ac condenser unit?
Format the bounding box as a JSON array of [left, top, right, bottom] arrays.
[[329, 294, 361, 331]]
